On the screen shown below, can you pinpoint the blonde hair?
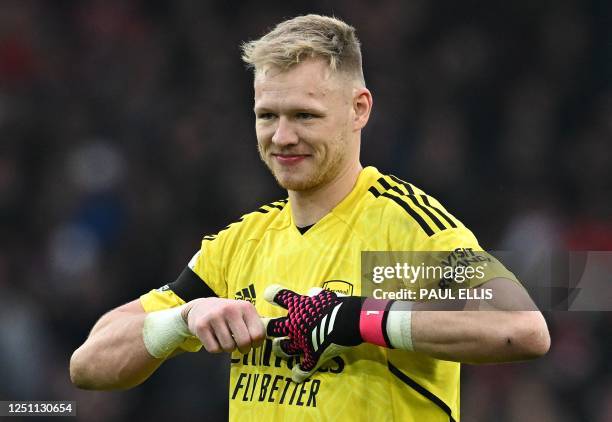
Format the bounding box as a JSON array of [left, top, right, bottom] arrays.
[[241, 14, 365, 85]]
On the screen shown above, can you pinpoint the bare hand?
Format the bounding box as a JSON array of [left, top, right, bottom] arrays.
[[182, 298, 265, 354]]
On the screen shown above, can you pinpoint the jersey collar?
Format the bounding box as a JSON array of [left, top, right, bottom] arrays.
[[284, 166, 381, 234]]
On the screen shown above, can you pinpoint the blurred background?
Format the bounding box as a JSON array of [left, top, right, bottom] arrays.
[[0, 0, 610, 420]]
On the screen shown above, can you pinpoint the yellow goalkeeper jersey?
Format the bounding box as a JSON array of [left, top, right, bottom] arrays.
[[140, 166, 517, 422]]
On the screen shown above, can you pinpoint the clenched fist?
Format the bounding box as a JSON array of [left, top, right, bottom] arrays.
[[182, 298, 265, 354]]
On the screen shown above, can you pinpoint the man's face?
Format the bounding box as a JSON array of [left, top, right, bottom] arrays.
[[253, 58, 357, 192]]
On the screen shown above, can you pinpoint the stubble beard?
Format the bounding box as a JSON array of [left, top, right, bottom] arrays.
[[258, 136, 346, 192]]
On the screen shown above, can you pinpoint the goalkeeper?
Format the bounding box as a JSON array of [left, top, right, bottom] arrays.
[[70, 14, 550, 422]]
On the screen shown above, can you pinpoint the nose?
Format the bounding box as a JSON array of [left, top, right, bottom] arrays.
[[271, 117, 299, 146]]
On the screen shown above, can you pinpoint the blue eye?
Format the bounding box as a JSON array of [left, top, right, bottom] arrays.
[[257, 113, 276, 120], [297, 113, 315, 120]]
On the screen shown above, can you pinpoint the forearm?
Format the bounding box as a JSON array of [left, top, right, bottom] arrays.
[[389, 277, 551, 363], [410, 309, 550, 363], [70, 311, 163, 390], [362, 278, 550, 363]]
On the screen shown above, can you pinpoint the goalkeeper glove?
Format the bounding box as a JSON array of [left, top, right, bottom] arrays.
[[261, 284, 413, 383]]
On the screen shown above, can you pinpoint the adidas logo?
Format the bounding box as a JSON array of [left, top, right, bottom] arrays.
[[312, 303, 343, 352], [234, 284, 257, 304]]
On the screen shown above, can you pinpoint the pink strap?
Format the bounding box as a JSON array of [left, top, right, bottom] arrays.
[[359, 298, 391, 347]]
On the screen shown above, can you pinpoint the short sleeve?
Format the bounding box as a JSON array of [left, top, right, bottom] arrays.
[[416, 226, 520, 290], [190, 234, 229, 298]]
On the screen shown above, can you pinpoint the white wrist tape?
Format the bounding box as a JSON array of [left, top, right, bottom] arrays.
[[143, 305, 192, 359], [385, 301, 414, 351]]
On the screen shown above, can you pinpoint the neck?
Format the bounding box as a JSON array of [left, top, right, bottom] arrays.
[[289, 161, 363, 227]]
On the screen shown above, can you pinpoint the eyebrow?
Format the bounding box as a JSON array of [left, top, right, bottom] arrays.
[[253, 105, 326, 114]]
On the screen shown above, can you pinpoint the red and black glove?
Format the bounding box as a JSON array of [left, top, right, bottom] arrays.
[[261, 285, 395, 383]]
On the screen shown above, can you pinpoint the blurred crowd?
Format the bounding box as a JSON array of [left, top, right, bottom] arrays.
[[0, 0, 610, 421]]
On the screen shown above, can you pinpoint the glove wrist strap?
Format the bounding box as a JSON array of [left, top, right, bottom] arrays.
[[359, 298, 395, 347], [359, 299, 414, 351]]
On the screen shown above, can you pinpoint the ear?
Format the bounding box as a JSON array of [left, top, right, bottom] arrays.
[[352, 87, 373, 131]]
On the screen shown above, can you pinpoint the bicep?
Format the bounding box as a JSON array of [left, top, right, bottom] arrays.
[[472, 278, 538, 311], [115, 299, 146, 314], [89, 299, 146, 337]]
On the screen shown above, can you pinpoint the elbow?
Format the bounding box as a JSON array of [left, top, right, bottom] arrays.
[[70, 345, 149, 391], [70, 346, 101, 390], [511, 312, 551, 360], [69, 348, 90, 389]]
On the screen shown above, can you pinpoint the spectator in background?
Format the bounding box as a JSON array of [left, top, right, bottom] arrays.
[[0, 1, 609, 421]]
